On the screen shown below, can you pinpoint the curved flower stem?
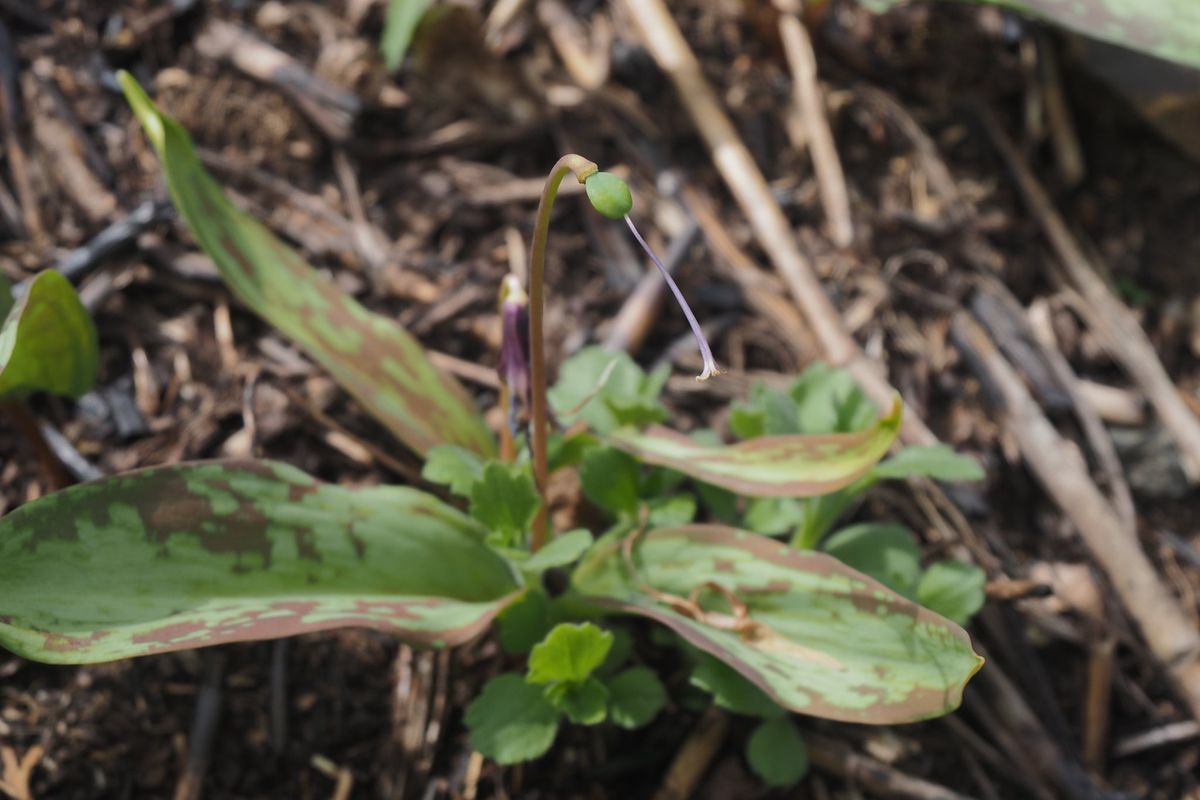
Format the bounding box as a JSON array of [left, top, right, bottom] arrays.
[[529, 154, 597, 552]]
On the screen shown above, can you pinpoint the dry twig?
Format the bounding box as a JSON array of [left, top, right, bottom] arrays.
[[979, 107, 1200, 482], [778, 12, 852, 247], [952, 312, 1200, 722]]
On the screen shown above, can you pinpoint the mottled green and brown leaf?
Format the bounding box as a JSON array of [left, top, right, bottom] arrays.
[[571, 524, 982, 724], [0, 461, 521, 663], [0, 270, 97, 400], [606, 398, 902, 497], [864, 0, 1200, 71], [118, 72, 493, 457]]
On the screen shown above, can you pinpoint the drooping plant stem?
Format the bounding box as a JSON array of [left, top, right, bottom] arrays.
[[528, 154, 598, 552]]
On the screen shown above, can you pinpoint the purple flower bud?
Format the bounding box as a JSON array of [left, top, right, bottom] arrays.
[[498, 274, 531, 409]]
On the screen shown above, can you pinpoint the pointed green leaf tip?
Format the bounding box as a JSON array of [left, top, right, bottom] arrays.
[[0, 270, 98, 401], [585, 172, 633, 219]]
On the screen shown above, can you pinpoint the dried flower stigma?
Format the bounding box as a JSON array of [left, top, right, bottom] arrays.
[[622, 215, 721, 381]]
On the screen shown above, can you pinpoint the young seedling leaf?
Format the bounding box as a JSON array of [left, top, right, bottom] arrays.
[[118, 73, 493, 458], [872, 444, 984, 482], [523, 529, 594, 573], [422, 444, 486, 497], [380, 0, 432, 71], [823, 523, 922, 596], [917, 560, 987, 627], [580, 446, 642, 518], [746, 717, 808, 788], [547, 676, 609, 725], [0, 461, 520, 663], [549, 346, 667, 435], [862, 0, 1200, 71], [466, 673, 559, 765], [527, 622, 614, 686], [469, 462, 540, 547], [606, 397, 903, 498], [572, 525, 983, 724], [0, 270, 98, 401], [606, 666, 667, 729], [647, 494, 696, 527]]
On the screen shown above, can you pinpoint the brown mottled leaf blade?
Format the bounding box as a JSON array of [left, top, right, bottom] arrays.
[[572, 524, 983, 724], [0, 461, 521, 663], [864, 0, 1200, 71], [606, 398, 902, 497], [118, 72, 493, 457]]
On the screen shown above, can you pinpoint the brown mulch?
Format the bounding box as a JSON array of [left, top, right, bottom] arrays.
[[2, 1, 1200, 798]]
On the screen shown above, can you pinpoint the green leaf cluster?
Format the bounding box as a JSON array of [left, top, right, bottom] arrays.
[[731, 364, 982, 548], [548, 346, 669, 434], [466, 622, 666, 763]]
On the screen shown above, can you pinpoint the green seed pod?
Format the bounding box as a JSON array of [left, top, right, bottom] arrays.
[[584, 171, 633, 219]]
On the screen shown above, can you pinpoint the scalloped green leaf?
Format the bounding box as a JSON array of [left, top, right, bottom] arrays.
[[0, 270, 97, 401], [571, 524, 983, 724], [118, 72, 492, 458], [0, 461, 520, 663], [606, 398, 902, 498], [863, 0, 1200, 71]]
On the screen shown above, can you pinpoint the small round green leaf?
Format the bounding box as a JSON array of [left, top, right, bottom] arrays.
[[584, 172, 633, 219], [607, 666, 667, 729], [466, 673, 560, 764], [746, 717, 808, 788]]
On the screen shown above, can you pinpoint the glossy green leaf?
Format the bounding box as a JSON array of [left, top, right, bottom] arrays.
[[863, 0, 1200, 71], [0, 270, 98, 401], [118, 73, 493, 458], [823, 523, 922, 596], [381, 0, 432, 71], [527, 622, 613, 686], [0, 461, 520, 663], [917, 560, 987, 627], [873, 444, 984, 482], [746, 717, 808, 788], [606, 666, 667, 729], [606, 398, 903, 498], [572, 525, 983, 724], [466, 673, 559, 764]]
